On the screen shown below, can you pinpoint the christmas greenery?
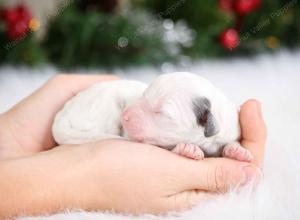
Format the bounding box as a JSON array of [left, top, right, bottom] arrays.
[[138, 0, 300, 55], [0, 0, 299, 68], [43, 6, 182, 67], [0, 4, 45, 66]]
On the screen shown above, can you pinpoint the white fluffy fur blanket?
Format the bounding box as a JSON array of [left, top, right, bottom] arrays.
[[0, 51, 299, 220]]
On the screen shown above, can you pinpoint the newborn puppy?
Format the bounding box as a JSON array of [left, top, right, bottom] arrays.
[[53, 72, 252, 161]]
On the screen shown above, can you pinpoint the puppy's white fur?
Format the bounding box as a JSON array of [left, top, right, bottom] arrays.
[[52, 80, 147, 144], [53, 72, 240, 156]]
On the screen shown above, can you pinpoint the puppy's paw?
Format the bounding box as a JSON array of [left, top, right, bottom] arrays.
[[222, 142, 253, 162], [172, 143, 205, 160]]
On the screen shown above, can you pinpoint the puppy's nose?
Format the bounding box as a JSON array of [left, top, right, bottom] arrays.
[[123, 115, 130, 121], [122, 110, 131, 122]]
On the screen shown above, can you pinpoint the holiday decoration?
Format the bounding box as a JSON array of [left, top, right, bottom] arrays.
[[0, 0, 300, 67], [28, 18, 40, 32], [1, 5, 32, 40], [43, 1, 195, 67], [0, 4, 44, 66], [219, 28, 240, 50], [218, 0, 234, 12], [234, 0, 261, 15], [78, 0, 120, 13], [217, 0, 261, 50]]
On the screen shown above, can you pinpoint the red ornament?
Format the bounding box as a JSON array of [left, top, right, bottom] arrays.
[[251, 0, 262, 10], [234, 0, 261, 15], [219, 28, 240, 50], [16, 5, 32, 24], [218, 0, 234, 12], [218, 0, 261, 49], [1, 8, 19, 24], [7, 20, 28, 39], [0, 4, 32, 40]]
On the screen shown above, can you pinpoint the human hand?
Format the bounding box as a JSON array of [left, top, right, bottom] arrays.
[[239, 100, 267, 168], [0, 74, 119, 158], [75, 116, 266, 214], [85, 100, 265, 214], [0, 130, 264, 218], [0, 100, 267, 218], [0, 72, 266, 217]]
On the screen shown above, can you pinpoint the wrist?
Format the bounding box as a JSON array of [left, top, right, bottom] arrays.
[[0, 154, 61, 218], [0, 113, 24, 159], [0, 114, 11, 154], [0, 146, 81, 218], [0, 145, 106, 218]]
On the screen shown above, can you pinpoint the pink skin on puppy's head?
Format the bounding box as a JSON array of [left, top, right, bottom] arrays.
[[121, 97, 185, 148], [121, 101, 152, 143], [121, 99, 178, 147]]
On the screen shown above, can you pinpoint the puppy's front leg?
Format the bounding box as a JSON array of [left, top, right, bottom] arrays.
[[172, 143, 205, 160], [222, 142, 253, 162]]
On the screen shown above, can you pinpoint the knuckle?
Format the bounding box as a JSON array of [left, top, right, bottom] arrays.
[[213, 165, 229, 192], [171, 194, 181, 211], [170, 192, 194, 212]]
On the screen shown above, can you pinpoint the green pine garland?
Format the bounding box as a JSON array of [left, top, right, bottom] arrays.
[[0, 0, 299, 67], [0, 33, 45, 66], [137, 0, 300, 56], [43, 5, 178, 67]]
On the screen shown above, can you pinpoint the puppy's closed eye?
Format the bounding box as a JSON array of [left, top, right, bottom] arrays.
[[192, 97, 220, 137]]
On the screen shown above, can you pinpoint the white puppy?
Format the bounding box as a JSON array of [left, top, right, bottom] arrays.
[[53, 72, 252, 161]]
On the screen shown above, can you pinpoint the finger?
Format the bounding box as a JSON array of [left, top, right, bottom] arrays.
[[163, 190, 216, 212], [11, 74, 119, 114], [7, 74, 119, 150], [179, 158, 260, 193], [240, 99, 267, 167], [37, 74, 119, 113], [49, 74, 120, 96]]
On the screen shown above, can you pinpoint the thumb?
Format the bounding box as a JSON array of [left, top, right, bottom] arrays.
[[163, 189, 216, 212], [163, 158, 260, 212], [240, 99, 267, 167], [179, 158, 260, 193]]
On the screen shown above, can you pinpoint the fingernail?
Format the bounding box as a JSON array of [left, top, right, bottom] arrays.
[[242, 165, 261, 185]]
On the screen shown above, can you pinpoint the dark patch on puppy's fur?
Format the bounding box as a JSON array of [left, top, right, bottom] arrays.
[[192, 97, 220, 137]]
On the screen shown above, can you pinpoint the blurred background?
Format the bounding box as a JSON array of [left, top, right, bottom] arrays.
[[0, 0, 299, 67]]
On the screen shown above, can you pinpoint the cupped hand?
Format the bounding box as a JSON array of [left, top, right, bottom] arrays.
[[96, 100, 266, 214], [0, 74, 267, 217], [0, 74, 119, 158], [1, 133, 264, 217], [73, 123, 265, 214]]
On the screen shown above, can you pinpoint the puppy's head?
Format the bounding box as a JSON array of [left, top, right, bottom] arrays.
[[122, 72, 240, 154]]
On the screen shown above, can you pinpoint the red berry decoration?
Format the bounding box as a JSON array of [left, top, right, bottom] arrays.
[[1, 8, 19, 24], [0, 4, 32, 40], [251, 0, 262, 10], [16, 5, 32, 24], [234, 0, 261, 15], [7, 19, 28, 39], [219, 28, 240, 50], [218, 0, 261, 50], [218, 0, 234, 12]]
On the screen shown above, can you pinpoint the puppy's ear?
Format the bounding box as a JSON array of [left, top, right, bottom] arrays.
[[192, 97, 220, 137]]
